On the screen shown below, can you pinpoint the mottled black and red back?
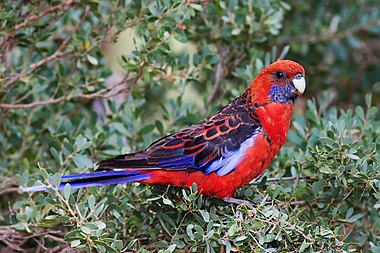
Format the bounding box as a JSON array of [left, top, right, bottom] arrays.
[[99, 94, 262, 176]]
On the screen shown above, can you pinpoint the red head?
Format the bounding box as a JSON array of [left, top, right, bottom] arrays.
[[244, 60, 306, 105]]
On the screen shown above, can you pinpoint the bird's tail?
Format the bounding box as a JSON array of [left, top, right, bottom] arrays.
[[23, 170, 150, 192]]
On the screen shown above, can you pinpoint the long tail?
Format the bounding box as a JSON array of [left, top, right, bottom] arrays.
[[24, 170, 150, 192]]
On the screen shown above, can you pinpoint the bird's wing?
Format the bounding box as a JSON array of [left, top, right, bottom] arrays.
[[98, 96, 262, 176]]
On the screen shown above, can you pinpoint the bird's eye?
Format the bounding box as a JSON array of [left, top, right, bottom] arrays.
[[294, 73, 303, 79], [275, 71, 285, 79]]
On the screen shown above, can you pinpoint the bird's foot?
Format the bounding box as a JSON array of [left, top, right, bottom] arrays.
[[223, 197, 255, 210]]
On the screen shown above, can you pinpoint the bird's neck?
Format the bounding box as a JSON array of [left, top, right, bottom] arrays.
[[255, 103, 293, 146]]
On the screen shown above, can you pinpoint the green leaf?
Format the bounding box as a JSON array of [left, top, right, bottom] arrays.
[[365, 94, 372, 107], [162, 198, 174, 207], [74, 135, 88, 151], [81, 225, 92, 234], [71, 240, 81, 247], [319, 166, 333, 174], [63, 184, 71, 201], [345, 153, 359, 160], [186, 224, 194, 239], [167, 244, 176, 253], [319, 137, 335, 145], [278, 45, 290, 59], [199, 210, 209, 222], [148, 1, 160, 16], [94, 220, 106, 229], [173, 30, 188, 43], [231, 28, 241, 35], [347, 213, 364, 223], [53, 173, 61, 189], [72, 155, 93, 169], [345, 207, 354, 219], [138, 124, 155, 135], [228, 223, 237, 236], [190, 3, 203, 11], [87, 54, 98, 65], [113, 122, 130, 137], [40, 168, 49, 180], [50, 147, 61, 163], [88, 195, 96, 211], [312, 179, 324, 194], [155, 120, 164, 133]]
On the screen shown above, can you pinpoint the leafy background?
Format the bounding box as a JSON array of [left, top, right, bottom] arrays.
[[0, 0, 379, 252]]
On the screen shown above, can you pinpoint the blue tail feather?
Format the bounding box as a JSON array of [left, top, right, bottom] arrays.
[[60, 170, 140, 182], [24, 170, 150, 192], [58, 174, 150, 190]]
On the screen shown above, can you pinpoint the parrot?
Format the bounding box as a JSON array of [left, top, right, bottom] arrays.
[[26, 60, 306, 205]]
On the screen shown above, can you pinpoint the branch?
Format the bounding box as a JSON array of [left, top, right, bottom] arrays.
[[251, 176, 311, 184], [207, 44, 228, 103], [0, 177, 19, 196], [14, 0, 75, 31], [0, 79, 128, 109], [1, 6, 89, 91], [1, 49, 75, 91], [285, 221, 315, 243], [110, 17, 145, 42], [0, 226, 68, 253], [0, 62, 146, 110], [0, 0, 76, 53], [279, 19, 379, 44]]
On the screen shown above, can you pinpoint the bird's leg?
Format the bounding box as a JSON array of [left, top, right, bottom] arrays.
[[223, 197, 255, 210]]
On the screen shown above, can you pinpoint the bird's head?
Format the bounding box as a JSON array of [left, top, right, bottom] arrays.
[[244, 60, 306, 105]]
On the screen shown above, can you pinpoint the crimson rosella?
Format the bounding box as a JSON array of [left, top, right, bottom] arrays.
[[27, 60, 306, 205]]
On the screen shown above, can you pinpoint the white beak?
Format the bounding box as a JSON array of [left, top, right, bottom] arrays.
[[293, 76, 306, 94]]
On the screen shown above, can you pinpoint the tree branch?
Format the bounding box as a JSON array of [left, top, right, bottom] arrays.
[[1, 49, 76, 91], [0, 0, 76, 54], [14, 0, 76, 31], [251, 176, 311, 184], [110, 17, 145, 42], [0, 226, 69, 253], [207, 44, 228, 103], [1, 5, 89, 91], [0, 62, 146, 110], [279, 19, 379, 44]]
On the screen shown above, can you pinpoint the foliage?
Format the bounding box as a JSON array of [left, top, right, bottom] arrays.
[[0, 0, 379, 252], [279, 0, 380, 106]]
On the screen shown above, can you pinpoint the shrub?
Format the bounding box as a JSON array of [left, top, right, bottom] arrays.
[[0, 0, 379, 252]]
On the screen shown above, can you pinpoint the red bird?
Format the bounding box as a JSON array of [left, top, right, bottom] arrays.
[[27, 60, 306, 205]]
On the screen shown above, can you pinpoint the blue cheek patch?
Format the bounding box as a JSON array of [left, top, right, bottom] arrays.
[[268, 83, 295, 103]]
